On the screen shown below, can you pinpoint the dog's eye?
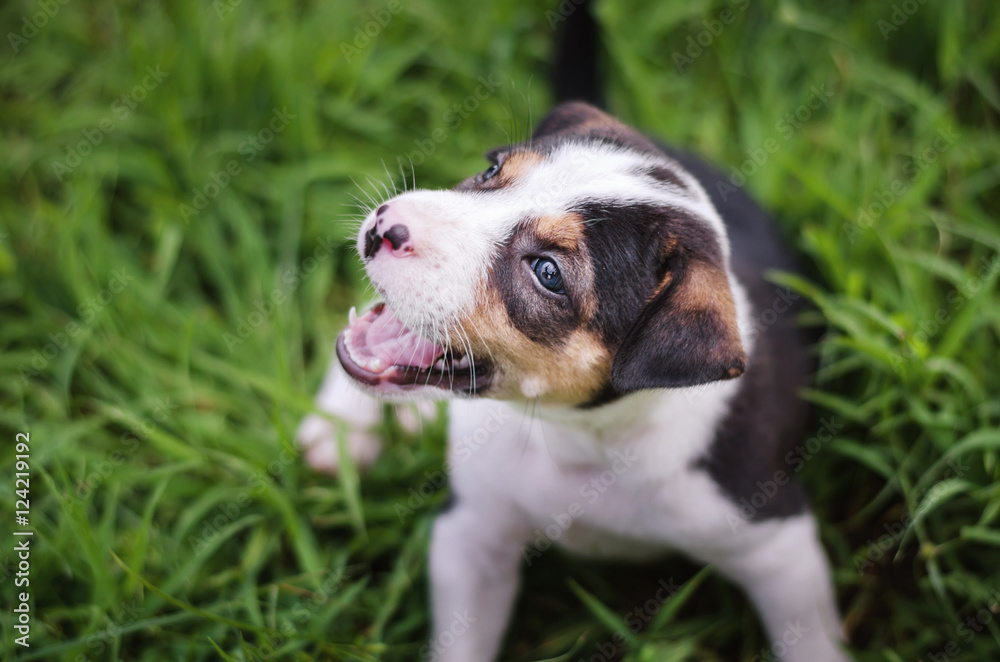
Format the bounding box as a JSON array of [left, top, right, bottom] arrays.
[[531, 257, 565, 294], [481, 163, 501, 181]]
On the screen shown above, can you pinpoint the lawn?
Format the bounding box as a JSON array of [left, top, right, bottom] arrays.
[[1, 0, 999, 660]]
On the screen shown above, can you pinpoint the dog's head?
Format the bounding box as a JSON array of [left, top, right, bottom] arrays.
[[337, 102, 747, 406]]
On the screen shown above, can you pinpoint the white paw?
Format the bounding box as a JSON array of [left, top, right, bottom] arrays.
[[394, 400, 440, 434], [296, 413, 382, 475]]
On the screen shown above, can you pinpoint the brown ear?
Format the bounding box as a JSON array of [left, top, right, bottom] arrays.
[[611, 257, 747, 391], [533, 102, 661, 156], [532, 102, 617, 140]]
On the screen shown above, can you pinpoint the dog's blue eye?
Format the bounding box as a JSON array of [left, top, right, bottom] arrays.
[[482, 163, 500, 181], [531, 257, 565, 294]]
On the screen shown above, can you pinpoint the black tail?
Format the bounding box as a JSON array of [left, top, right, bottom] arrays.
[[551, 0, 604, 107]]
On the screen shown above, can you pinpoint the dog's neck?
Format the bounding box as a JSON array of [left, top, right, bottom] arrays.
[[527, 390, 664, 439], [503, 377, 742, 470]]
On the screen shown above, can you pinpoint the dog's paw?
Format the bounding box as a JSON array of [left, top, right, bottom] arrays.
[[394, 400, 440, 434], [296, 413, 382, 475]]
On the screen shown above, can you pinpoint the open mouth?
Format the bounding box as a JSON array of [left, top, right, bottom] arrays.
[[337, 303, 489, 394]]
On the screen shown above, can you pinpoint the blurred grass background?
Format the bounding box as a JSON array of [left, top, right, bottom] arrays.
[[1, 0, 999, 660]]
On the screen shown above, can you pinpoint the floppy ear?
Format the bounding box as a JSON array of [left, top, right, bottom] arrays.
[[532, 101, 616, 139], [610, 256, 747, 391], [533, 101, 661, 155]]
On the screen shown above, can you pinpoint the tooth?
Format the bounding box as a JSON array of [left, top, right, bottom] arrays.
[[349, 306, 358, 325], [433, 358, 447, 371], [369, 358, 383, 372], [454, 355, 471, 369]]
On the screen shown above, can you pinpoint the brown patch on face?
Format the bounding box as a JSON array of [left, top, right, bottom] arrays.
[[495, 150, 542, 186], [526, 212, 598, 323], [453, 148, 543, 192], [533, 212, 584, 252], [453, 284, 611, 405]]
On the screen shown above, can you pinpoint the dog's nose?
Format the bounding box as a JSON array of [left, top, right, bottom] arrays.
[[363, 204, 414, 259]]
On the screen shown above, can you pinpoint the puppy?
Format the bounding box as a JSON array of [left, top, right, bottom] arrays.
[[297, 101, 848, 661]]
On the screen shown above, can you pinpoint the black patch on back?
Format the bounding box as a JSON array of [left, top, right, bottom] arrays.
[[661, 147, 813, 521], [694, 355, 809, 520]]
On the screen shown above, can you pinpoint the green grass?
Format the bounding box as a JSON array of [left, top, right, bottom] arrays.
[[2, 0, 999, 659]]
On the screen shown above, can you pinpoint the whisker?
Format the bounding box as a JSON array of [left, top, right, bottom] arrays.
[[365, 175, 389, 207], [397, 157, 409, 193], [381, 159, 398, 198], [459, 312, 496, 367], [349, 176, 380, 211], [454, 324, 475, 394]]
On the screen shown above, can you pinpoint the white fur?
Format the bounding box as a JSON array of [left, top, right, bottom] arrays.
[[301, 353, 847, 660], [296, 362, 383, 473], [432, 390, 847, 662], [302, 141, 848, 661]]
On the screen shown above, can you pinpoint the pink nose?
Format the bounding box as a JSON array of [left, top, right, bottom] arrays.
[[364, 204, 414, 259]]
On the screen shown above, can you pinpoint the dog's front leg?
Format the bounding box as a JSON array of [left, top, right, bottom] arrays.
[[427, 501, 527, 662], [716, 515, 849, 662], [296, 358, 384, 473]]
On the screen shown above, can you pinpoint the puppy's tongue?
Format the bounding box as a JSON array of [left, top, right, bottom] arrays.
[[341, 303, 444, 374]]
